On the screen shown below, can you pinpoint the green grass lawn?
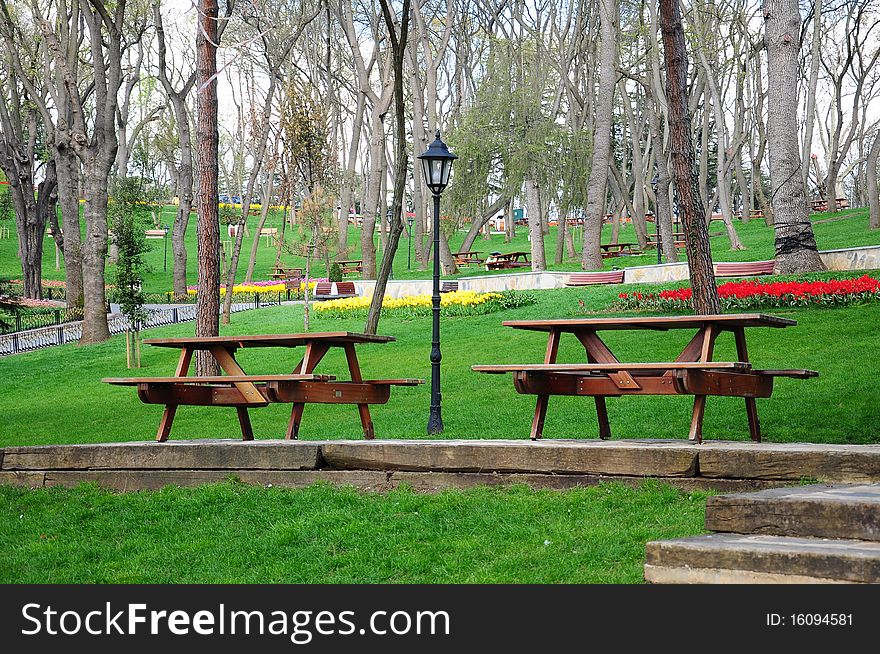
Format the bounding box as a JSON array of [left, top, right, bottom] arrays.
[[1, 271, 878, 584], [1, 283, 878, 446], [0, 480, 706, 583], [2, 206, 877, 292]]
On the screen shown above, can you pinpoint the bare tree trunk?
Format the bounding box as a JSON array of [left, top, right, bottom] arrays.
[[365, 0, 411, 335], [195, 0, 221, 375], [55, 147, 84, 308], [245, 173, 274, 282], [525, 178, 546, 270], [868, 131, 880, 229], [801, 0, 823, 193], [660, 0, 719, 314], [459, 195, 509, 254], [338, 92, 365, 257], [581, 0, 618, 271], [79, 158, 112, 343], [764, 0, 826, 273]]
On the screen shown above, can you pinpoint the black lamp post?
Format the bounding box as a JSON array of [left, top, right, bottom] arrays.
[[163, 224, 170, 271], [650, 175, 661, 265], [407, 214, 414, 270], [418, 129, 457, 435]]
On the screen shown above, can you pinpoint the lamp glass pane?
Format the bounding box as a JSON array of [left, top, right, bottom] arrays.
[[421, 158, 432, 188], [440, 160, 452, 186], [431, 159, 443, 186]]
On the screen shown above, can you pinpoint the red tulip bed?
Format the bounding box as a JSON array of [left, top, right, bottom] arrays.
[[612, 275, 880, 311]]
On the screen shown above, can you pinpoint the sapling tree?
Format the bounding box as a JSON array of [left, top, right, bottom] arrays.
[[110, 178, 150, 368]]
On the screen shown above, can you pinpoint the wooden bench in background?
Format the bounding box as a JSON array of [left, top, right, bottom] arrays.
[[145, 229, 167, 239], [714, 260, 775, 277], [440, 281, 459, 293], [260, 227, 278, 247], [565, 271, 625, 286]]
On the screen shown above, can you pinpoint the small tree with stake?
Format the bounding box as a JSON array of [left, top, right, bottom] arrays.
[[290, 186, 335, 331], [110, 178, 151, 367]]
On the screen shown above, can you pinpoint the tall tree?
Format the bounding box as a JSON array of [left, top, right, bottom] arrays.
[[581, 0, 618, 270], [365, 0, 410, 335], [660, 0, 719, 314], [195, 0, 222, 375], [763, 0, 825, 272], [0, 34, 57, 299]]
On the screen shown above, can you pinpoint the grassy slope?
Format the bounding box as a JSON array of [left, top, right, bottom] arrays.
[[0, 480, 706, 583], [1, 283, 878, 446], [1, 207, 877, 290]]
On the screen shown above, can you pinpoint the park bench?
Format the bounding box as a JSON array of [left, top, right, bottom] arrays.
[[313, 281, 357, 301], [714, 260, 775, 277], [440, 281, 459, 293], [565, 271, 625, 286], [144, 229, 167, 239], [103, 333, 423, 440], [472, 315, 818, 443]]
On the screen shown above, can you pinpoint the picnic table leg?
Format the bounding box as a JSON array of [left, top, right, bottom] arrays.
[[688, 326, 717, 443], [286, 404, 305, 440], [530, 329, 560, 440], [688, 395, 707, 443], [575, 331, 642, 440], [344, 343, 375, 440], [156, 405, 177, 442], [734, 327, 762, 442], [156, 348, 193, 442], [236, 407, 255, 441], [285, 343, 331, 440]]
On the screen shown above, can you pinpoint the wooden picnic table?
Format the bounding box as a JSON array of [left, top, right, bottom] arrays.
[[337, 259, 364, 276], [472, 314, 817, 443], [454, 250, 485, 267], [646, 232, 685, 248], [104, 332, 422, 442], [270, 266, 304, 280], [599, 242, 642, 257], [485, 251, 531, 270]]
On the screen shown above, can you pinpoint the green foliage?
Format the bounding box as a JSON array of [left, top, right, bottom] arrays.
[[218, 203, 239, 226], [109, 178, 151, 328], [280, 84, 335, 195], [328, 262, 343, 282], [0, 186, 14, 222], [0, 277, 18, 330], [446, 38, 568, 223]]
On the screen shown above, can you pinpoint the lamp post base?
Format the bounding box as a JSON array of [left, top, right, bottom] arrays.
[[427, 405, 443, 435]]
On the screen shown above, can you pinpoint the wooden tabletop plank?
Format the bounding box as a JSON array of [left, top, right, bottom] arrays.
[[502, 314, 797, 332], [472, 362, 752, 373], [143, 332, 395, 348], [103, 374, 336, 384]]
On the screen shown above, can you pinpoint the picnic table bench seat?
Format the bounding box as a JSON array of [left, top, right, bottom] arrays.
[[565, 271, 625, 286]]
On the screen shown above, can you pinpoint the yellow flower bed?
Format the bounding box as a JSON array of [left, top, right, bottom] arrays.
[[184, 281, 318, 295], [315, 290, 502, 312]]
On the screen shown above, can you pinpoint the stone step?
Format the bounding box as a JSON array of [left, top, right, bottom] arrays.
[[705, 483, 880, 542], [645, 534, 880, 584]]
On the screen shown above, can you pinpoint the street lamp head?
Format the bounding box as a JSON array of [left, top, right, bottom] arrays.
[[163, 224, 169, 235], [407, 214, 414, 227], [418, 129, 457, 195]]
